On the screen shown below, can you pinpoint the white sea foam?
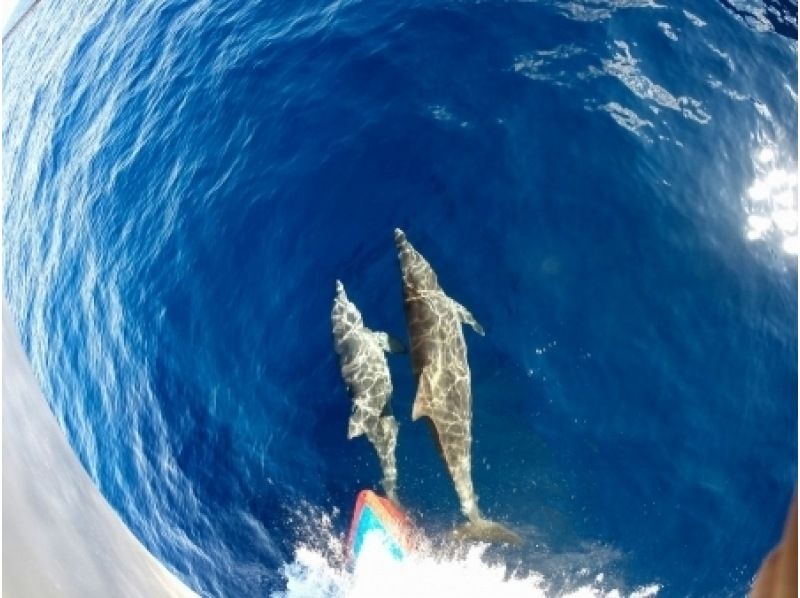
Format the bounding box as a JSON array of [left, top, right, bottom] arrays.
[[556, 0, 663, 23], [682, 10, 706, 27], [719, 0, 773, 32], [706, 43, 735, 72], [784, 82, 798, 104], [513, 45, 586, 87], [602, 41, 710, 124], [657, 22, 678, 41], [430, 104, 456, 122], [708, 75, 748, 103], [275, 516, 661, 598], [429, 104, 469, 128], [598, 102, 654, 141]]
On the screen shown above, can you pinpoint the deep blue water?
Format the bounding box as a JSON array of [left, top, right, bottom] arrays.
[[3, 0, 797, 596]]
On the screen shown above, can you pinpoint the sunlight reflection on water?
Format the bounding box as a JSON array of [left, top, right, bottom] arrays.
[[744, 141, 798, 255]]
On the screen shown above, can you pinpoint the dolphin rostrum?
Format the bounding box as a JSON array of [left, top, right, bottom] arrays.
[[331, 280, 404, 502], [394, 229, 521, 545]]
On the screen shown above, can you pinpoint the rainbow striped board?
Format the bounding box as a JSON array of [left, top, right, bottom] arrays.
[[346, 490, 415, 561]]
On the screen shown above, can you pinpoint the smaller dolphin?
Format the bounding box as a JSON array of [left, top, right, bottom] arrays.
[[331, 280, 404, 502]]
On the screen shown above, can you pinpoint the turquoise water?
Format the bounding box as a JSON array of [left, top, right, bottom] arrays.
[[351, 506, 405, 562]]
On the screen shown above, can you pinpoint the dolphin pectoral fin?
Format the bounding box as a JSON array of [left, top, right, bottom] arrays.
[[347, 415, 365, 440], [373, 332, 406, 354], [411, 368, 434, 421], [453, 519, 523, 546], [469, 319, 485, 336], [387, 335, 406, 354], [451, 299, 485, 336]]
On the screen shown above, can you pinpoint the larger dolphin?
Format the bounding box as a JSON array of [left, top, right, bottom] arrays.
[[331, 280, 403, 502], [394, 229, 521, 545]]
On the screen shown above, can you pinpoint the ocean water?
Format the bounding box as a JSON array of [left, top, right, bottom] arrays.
[[2, 0, 797, 596]]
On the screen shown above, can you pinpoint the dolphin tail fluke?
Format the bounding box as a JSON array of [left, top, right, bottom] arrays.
[[453, 518, 523, 546]]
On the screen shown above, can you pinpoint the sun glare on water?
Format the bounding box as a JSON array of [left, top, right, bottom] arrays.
[[743, 143, 798, 256]]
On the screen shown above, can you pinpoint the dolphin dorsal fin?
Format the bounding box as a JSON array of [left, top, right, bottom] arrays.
[[411, 367, 434, 421]]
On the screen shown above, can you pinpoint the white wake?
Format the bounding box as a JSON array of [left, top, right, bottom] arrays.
[[275, 515, 660, 598]]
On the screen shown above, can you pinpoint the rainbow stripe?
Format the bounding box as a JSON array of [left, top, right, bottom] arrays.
[[346, 490, 414, 561]]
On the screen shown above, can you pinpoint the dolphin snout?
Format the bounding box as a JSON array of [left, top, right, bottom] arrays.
[[335, 279, 344, 294], [394, 228, 407, 247]]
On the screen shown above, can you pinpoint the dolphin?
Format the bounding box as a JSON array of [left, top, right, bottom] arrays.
[[331, 280, 404, 502], [394, 229, 521, 545]]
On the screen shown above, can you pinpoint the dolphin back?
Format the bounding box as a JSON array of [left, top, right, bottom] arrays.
[[331, 280, 400, 501]]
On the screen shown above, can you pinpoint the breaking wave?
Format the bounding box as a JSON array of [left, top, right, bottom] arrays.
[[274, 511, 660, 598]]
